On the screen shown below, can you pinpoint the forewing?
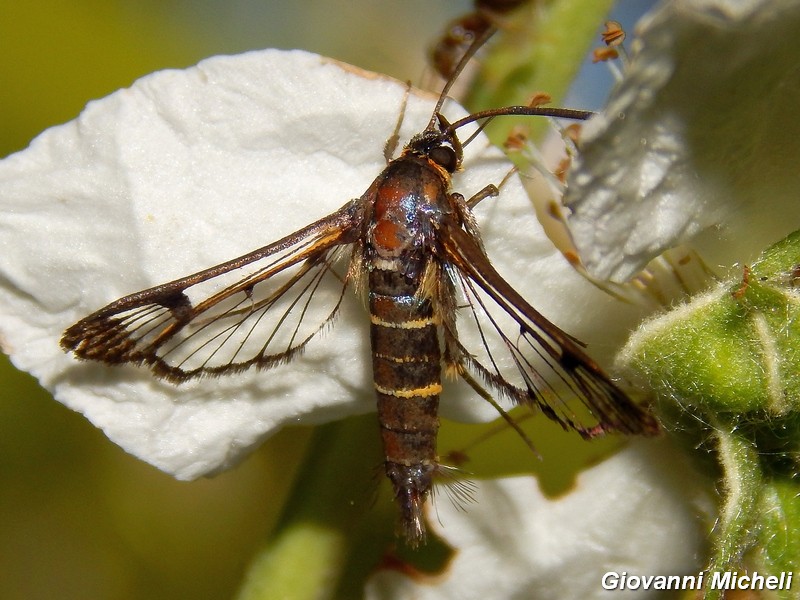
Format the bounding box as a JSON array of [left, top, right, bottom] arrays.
[[61, 201, 362, 382], [438, 221, 659, 437]]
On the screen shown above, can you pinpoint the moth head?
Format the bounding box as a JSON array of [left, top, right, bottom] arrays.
[[407, 114, 463, 173]]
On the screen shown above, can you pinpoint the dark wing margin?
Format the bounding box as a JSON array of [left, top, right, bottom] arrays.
[[61, 200, 364, 382], [438, 220, 659, 438]]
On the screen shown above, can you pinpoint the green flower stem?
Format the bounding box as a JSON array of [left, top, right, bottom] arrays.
[[235, 414, 382, 600], [467, 0, 615, 146], [757, 477, 800, 598], [704, 419, 800, 600], [704, 421, 762, 600]]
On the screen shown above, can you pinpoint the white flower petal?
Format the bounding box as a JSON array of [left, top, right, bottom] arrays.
[[566, 0, 800, 281], [366, 440, 709, 599], [0, 49, 641, 479]]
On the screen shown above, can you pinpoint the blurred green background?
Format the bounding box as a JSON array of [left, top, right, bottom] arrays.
[[0, 3, 470, 598]]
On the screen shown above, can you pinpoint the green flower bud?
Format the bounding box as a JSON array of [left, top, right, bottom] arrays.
[[621, 230, 800, 419]]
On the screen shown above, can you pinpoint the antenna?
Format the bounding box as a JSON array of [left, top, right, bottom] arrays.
[[427, 26, 498, 130], [448, 106, 593, 133], [427, 26, 595, 135]]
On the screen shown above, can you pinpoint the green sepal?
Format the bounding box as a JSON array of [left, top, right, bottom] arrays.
[[623, 230, 800, 419]]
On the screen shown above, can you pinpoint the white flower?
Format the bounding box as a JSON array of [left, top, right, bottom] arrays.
[[0, 49, 638, 480], [566, 0, 800, 282], [0, 35, 698, 598], [10, 0, 773, 587]]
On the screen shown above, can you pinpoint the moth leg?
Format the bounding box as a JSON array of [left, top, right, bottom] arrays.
[[456, 364, 540, 458], [450, 190, 490, 251], [442, 412, 536, 467], [457, 166, 518, 240], [464, 184, 499, 209], [384, 81, 412, 162]]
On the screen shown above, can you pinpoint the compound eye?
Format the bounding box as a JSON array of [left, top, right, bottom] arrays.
[[429, 144, 458, 172]]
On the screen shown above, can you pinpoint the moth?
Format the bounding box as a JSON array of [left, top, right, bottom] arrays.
[[61, 31, 659, 546]]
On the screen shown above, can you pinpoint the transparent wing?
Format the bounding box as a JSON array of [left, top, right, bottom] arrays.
[[62, 201, 363, 382], [438, 221, 659, 437]]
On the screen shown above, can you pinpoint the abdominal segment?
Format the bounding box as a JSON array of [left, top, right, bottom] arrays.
[[369, 267, 441, 547]]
